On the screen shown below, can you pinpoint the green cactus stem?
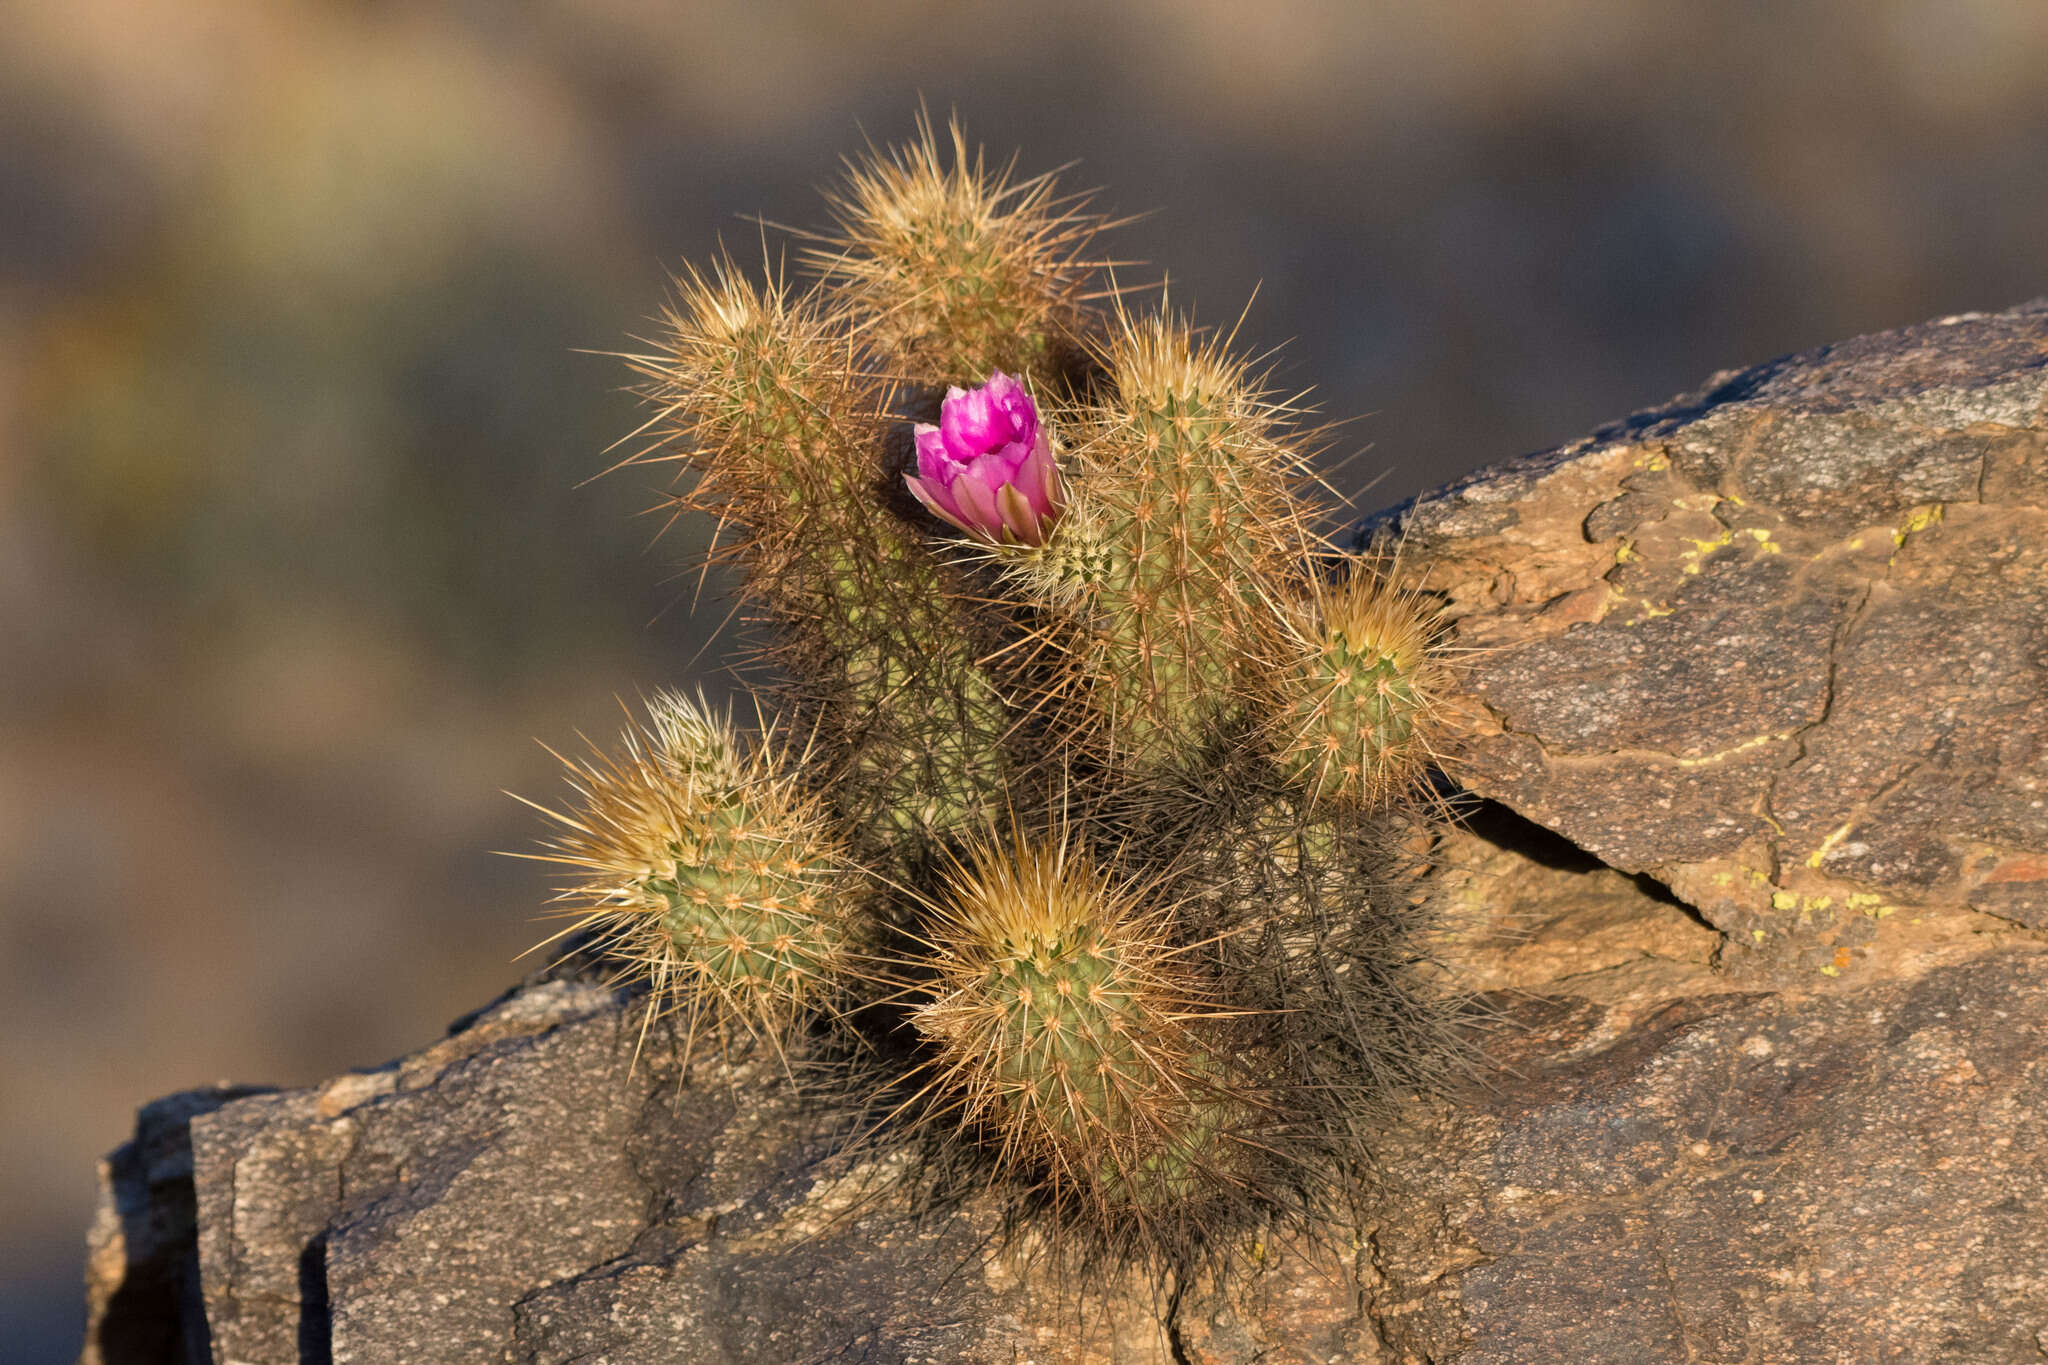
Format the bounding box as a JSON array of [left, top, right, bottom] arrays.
[[626, 263, 1011, 857], [911, 831, 1247, 1219], [524, 692, 859, 1056], [1258, 559, 1450, 809], [1157, 769, 1466, 1156], [1005, 312, 1319, 775], [812, 116, 1107, 387]]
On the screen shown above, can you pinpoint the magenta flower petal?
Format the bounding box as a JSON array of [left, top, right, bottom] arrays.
[[942, 388, 998, 453], [905, 474, 973, 534], [950, 463, 1005, 533], [904, 373, 1065, 545], [913, 424, 951, 478], [1017, 433, 1060, 519], [940, 371, 1032, 458], [995, 483, 1042, 546], [985, 371, 1036, 437], [968, 445, 1025, 491]]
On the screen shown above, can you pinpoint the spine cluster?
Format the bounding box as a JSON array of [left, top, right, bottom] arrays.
[[911, 834, 1250, 1230], [527, 692, 858, 1055], [529, 117, 1458, 1268], [632, 266, 1011, 857], [1007, 315, 1314, 771]]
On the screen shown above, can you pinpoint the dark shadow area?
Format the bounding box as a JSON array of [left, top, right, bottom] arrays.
[[1450, 796, 1712, 929], [91, 1088, 272, 1365], [1453, 796, 1607, 874], [295, 1235, 331, 1365]]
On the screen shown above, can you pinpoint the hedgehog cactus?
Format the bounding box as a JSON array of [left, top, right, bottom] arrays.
[[531, 118, 1462, 1272], [628, 263, 1012, 855], [1261, 561, 1449, 808], [911, 832, 1245, 1216], [528, 693, 859, 1054], [815, 116, 1103, 385], [1157, 775, 1461, 1142], [1003, 313, 1317, 772]]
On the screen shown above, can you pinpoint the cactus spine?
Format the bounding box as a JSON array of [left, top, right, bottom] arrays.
[[528, 693, 859, 1053], [630, 264, 1010, 854], [911, 832, 1246, 1220], [1162, 778, 1458, 1143]]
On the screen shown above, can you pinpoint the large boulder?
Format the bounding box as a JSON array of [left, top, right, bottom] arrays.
[[1391, 301, 2048, 982], [82, 304, 2048, 1362]]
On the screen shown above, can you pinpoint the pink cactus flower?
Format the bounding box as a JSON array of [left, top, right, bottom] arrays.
[[904, 371, 1065, 546]]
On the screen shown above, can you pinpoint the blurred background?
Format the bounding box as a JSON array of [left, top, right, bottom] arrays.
[[4, 1, 2047, 1356]]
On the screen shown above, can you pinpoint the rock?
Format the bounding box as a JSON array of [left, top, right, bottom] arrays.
[[82, 305, 2048, 1361], [1387, 301, 2048, 986], [1381, 951, 2048, 1364], [1379, 814, 2048, 1362], [81, 1086, 272, 1365], [79, 828, 2048, 1363]]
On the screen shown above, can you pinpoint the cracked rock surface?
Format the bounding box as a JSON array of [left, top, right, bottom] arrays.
[[1391, 300, 2048, 985], [82, 306, 2048, 1362]]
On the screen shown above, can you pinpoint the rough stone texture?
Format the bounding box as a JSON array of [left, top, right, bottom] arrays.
[[88, 964, 1171, 1364], [1387, 301, 2048, 986], [1376, 937, 2048, 1363], [80, 821, 2048, 1363], [81, 1087, 271, 1365], [82, 305, 2048, 1362]]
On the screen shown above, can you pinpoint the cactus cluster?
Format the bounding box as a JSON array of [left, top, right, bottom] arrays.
[[528, 117, 1458, 1269]]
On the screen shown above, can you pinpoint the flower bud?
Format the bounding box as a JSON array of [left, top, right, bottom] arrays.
[[905, 371, 1064, 546]]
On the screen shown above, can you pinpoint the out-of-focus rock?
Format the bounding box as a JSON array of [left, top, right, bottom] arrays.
[[81, 306, 2048, 1361], [80, 1087, 271, 1365]]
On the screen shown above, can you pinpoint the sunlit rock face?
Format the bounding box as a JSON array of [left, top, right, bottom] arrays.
[[83, 303, 2048, 1364]]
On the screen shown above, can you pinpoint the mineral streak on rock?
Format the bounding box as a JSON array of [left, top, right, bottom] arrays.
[[82, 304, 2048, 1362], [1384, 301, 2048, 984]]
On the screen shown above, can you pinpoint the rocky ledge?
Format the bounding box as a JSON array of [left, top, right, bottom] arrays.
[[84, 304, 2048, 1363]]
